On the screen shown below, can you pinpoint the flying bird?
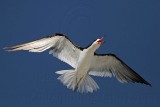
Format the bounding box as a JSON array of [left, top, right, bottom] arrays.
[[4, 33, 151, 93]]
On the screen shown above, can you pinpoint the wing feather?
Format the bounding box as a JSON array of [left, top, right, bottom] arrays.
[[89, 54, 151, 86], [4, 33, 82, 68]]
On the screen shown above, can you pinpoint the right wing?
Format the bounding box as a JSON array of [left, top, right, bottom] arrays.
[[89, 53, 151, 86]]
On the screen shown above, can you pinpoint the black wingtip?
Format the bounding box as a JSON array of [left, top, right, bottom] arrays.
[[144, 81, 152, 87], [139, 78, 152, 87]]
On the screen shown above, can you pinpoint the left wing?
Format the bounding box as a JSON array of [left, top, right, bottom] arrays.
[[89, 53, 151, 86], [4, 33, 83, 68]]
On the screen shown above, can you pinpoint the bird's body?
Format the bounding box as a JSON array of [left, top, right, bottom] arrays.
[[76, 48, 95, 76], [4, 33, 151, 93], [74, 45, 100, 91], [76, 49, 93, 81]]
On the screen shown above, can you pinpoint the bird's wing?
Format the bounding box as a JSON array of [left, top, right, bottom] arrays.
[[89, 53, 151, 86], [4, 33, 83, 68]]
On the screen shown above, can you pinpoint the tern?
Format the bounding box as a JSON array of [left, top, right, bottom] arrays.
[[4, 33, 151, 93]]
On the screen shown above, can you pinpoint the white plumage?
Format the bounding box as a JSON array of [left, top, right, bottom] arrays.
[[4, 33, 151, 93]]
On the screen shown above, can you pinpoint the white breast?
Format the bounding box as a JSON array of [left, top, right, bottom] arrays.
[[76, 49, 94, 77]]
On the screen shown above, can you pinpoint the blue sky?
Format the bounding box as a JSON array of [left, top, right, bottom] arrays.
[[0, 0, 160, 107]]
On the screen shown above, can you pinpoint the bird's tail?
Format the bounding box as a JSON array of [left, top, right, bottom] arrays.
[[56, 70, 99, 93]]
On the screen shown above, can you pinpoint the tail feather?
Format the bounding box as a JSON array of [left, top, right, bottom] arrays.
[[56, 70, 99, 93], [57, 70, 76, 90], [77, 75, 99, 93]]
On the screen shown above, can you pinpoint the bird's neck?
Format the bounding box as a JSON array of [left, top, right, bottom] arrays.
[[87, 44, 98, 53]]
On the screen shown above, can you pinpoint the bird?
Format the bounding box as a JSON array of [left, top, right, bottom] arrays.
[[4, 33, 151, 93]]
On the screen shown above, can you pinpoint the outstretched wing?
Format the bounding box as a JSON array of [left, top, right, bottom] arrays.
[[4, 33, 83, 68], [89, 53, 151, 86]]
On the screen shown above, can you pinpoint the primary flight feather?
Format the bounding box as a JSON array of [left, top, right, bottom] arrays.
[[4, 33, 151, 93]]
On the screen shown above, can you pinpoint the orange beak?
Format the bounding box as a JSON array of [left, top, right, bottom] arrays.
[[97, 37, 104, 45]]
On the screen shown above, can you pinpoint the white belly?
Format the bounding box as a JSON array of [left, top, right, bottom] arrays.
[[76, 49, 94, 77]]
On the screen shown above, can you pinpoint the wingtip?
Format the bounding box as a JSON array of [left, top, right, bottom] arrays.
[[143, 80, 152, 87], [3, 46, 10, 49], [3, 47, 10, 51], [3, 46, 18, 52], [146, 82, 152, 87]]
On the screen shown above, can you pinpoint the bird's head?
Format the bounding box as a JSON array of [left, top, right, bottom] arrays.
[[96, 37, 104, 45], [89, 37, 104, 51]]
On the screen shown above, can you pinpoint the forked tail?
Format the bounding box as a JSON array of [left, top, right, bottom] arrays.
[[56, 70, 99, 93]]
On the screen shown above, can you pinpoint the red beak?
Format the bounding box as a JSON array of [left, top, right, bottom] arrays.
[[100, 37, 104, 41], [97, 37, 104, 45]]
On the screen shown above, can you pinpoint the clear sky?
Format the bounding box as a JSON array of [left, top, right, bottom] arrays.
[[0, 0, 160, 107]]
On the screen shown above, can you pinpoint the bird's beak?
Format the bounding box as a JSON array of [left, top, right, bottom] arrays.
[[100, 37, 104, 41], [97, 37, 104, 45]]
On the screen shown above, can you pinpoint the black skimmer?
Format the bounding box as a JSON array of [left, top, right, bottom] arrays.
[[4, 33, 151, 93]]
